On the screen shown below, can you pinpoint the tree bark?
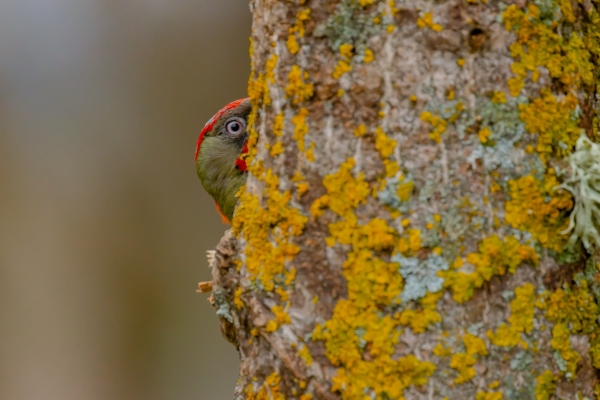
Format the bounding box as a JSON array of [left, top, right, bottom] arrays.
[[204, 0, 600, 398]]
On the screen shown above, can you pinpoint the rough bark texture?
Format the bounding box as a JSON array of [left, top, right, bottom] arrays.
[[205, 0, 600, 398]]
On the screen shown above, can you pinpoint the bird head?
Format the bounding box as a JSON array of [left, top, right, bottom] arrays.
[[195, 98, 251, 223]]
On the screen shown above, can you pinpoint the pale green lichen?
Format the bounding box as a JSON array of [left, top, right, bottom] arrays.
[[557, 134, 600, 250], [378, 175, 414, 213], [393, 254, 448, 303], [466, 97, 528, 171], [314, 0, 384, 57], [213, 289, 234, 323]]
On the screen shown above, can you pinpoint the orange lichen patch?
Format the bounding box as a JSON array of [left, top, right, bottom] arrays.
[[265, 54, 278, 84], [417, 11, 443, 32], [504, 174, 573, 253], [298, 344, 313, 366], [374, 127, 397, 158], [292, 171, 309, 197], [420, 111, 448, 143], [245, 372, 286, 400], [353, 124, 367, 137], [478, 126, 492, 144], [363, 48, 374, 63], [508, 283, 536, 334], [306, 142, 316, 162], [491, 91, 507, 104], [270, 141, 284, 157], [374, 127, 400, 177], [286, 66, 314, 105], [518, 90, 580, 163], [397, 179, 414, 202], [286, 8, 311, 55], [449, 333, 488, 384], [397, 291, 443, 333], [487, 323, 526, 348], [273, 112, 285, 137], [310, 159, 370, 218], [502, 4, 596, 95], [475, 392, 503, 400], [233, 162, 308, 292], [397, 228, 422, 255], [333, 60, 352, 79], [248, 72, 270, 107], [542, 282, 600, 371], [487, 283, 537, 349], [535, 370, 557, 400], [333, 44, 354, 79], [550, 322, 580, 377], [311, 158, 435, 398], [442, 235, 538, 303], [272, 305, 291, 325], [234, 287, 245, 309], [292, 108, 310, 152]]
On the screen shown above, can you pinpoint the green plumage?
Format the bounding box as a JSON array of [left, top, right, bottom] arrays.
[[196, 99, 251, 221], [197, 137, 247, 221]]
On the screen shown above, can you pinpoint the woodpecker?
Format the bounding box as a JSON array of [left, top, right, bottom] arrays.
[[195, 98, 251, 223]]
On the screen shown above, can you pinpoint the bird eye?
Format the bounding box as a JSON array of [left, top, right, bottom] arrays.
[[225, 118, 245, 135]]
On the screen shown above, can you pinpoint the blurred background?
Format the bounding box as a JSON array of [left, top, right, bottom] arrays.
[[0, 1, 250, 399]]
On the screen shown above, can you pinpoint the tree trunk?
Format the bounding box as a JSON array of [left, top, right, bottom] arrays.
[[204, 0, 600, 398]]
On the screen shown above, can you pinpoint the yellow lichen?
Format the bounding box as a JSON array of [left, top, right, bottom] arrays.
[[311, 159, 436, 398], [354, 124, 367, 137], [544, 282, 600, 372], [270, 141, 284, 157], [417, 11, 443, 32], [505, 174, 572, 252], [298, 344, 313, 366], [234, 287, 244, 309], [233, 165, 308, 292], [333, 44, 354, 79], [420, 111, 448, 143], [518, 90, 581, 163], [487, 283, 536, 349], [285, 66, 314, 105], [491, 91, 507, 104], [292, 108, 310, 152], [273, 111, 284, 137], [449, 333, 488, 384], [397, 292, 442, 333], [478, 126, 492, 144], [286, 8, 311, 55], [363, 48, 374, 63], [535, 370, 556, 400], [245, 372, 285, 400], [475, 392, 503, 400], [508, 283, 536, 334], [442, 235, 538, 303], [502, 4, 595, 95]]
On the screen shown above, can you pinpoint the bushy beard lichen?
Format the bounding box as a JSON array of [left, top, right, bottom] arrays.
[[558, 134, 600, 250]]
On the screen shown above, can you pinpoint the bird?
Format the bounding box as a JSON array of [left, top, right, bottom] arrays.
[[195, 98, 251, 223]]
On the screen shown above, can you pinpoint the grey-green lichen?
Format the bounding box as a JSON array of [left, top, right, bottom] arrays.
[[314, 0, 384, 56], [213, 288, 234, 323], [558, 134, 600, 250], [466, 97, 528, 171], [393, 254, 448, 302], [378, 175, 414, 213]]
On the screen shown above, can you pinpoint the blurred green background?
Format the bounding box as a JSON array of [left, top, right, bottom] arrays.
[[0, 1, 249, 399]]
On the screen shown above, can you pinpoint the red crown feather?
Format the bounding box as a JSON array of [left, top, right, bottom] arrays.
[[195, 98, 249, 161]]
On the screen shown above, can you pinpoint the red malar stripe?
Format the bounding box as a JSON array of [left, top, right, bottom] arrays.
[[235, 141, 249, 172]]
